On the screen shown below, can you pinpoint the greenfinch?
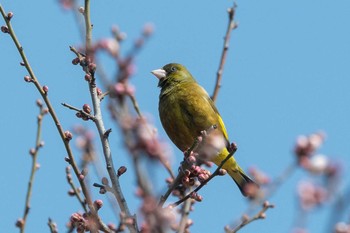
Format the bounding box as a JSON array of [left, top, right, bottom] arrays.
[[151, 63, 255, 196]]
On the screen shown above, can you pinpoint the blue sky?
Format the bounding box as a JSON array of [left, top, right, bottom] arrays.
[[1, 0, 350, 232]]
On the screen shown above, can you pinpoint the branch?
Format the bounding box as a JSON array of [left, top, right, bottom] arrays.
[[47, 218, 58, 233], [211, 2, 238, 103], [17, 102, 46, 233], [78, 1, 139, 232], [177, 195, 193, 233], [228, 201, 274, 233], [66, 166, 88, 212], [0, 5, 104, 232]]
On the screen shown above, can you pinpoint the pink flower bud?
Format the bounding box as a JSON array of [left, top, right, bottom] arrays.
[[15, 218, 24, 228], [198, 174, 207, 183], [29, 148, 36, 156], [88, 63, 96, 73], [186, 155, 196, 164], [99, 187, 107, 194], [36, 99, 43, 107], [218, 169, 227, 176], [97, 87, 102, 96], [76, 112, 82, 118], [68, 189, 76, 196], [43, 85, 49, 93], [64, 131, 73, 141], [82, 104, 91, 114], [78, 7, 84, 13], [72, 57, 80, 65], [7, 12, 14, 20], [24, 75, 32, 82], [94, 199, 103, 210], [84, 74, 92, 82], [101, 177, 109, 185], [1, 26, 9, 33], [117, 166, 127, 176], [143, 23, 154, 37]]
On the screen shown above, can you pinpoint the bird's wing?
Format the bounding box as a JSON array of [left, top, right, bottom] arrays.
[[179, 84, 230, 144]]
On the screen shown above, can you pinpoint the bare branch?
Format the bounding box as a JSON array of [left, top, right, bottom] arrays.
[[212, 2, 238, 103]]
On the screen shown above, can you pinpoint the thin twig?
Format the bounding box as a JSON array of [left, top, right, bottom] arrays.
[[177, 193, 192, 233], [61, 102, 96, 121], [19, 104, 46, 233], [212, 2, 238, 103], [47, 218, 58, 233], [0, 5, 107, 232], [66, 166, 88, 212], [228, 201, 274, 233]]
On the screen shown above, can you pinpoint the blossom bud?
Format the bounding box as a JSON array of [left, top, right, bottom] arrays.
[[78, 7, 84, 13], [42, 85, 49, 93], [7, 12, 14, 20], [94, 199, 103, 210], [117, 166, 127, 176], [72, 57, 80, 65], [64, 131, 73, 141], [15, 218, 24, 228], [84, 74, 92, 82], [82, 104, 91, 114], [24, 75, 32, 82], [143, 23, 154, 37], [1, 26, 9, 33], [88, 63, 96, 73]]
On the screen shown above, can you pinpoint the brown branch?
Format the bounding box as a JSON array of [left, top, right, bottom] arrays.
[[211, 2, 238, 103], [177, 194, 192, 233], [47, 218, 58, 233], [227, 201, 274, 233], [18, 103, 46, 233], [0, 5, 107, 233], [66, 166, 88, 212]]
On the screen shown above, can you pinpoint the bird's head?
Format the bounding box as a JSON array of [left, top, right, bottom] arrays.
[[151, 63, 195, 89]]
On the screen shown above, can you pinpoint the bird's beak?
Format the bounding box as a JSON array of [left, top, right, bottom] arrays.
[[151, 68, 167, 79]]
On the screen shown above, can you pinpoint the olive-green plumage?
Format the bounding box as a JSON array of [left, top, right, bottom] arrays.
[[152, 63, 255, 196]]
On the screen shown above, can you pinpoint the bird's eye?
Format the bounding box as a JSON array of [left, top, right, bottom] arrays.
[[170, 66, 177, 72]]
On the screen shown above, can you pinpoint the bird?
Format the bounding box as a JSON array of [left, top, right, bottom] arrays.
[[151, 63, 256, 196]]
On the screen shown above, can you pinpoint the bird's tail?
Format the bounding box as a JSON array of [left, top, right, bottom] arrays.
[[227, 166, 256, 197], [211, 148, 258, 196]]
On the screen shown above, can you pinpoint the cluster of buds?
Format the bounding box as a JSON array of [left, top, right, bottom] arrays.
[[248, 166, 271, 185], [131, 117, 171, 163], [96, 38, 120, 58], [294, 132, 325, 165], [139, 196, 176, 233], [111, 82, 135, 97], [135, 23, 154, 48], [70, 213, 90, 233], [334, 222, 350, 233], [71, 53, 96, 82], [75, 104, 92, 121], [297, 181, 327, 211], [181, 151, 214, 187], [294, 132, 341, 179]]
